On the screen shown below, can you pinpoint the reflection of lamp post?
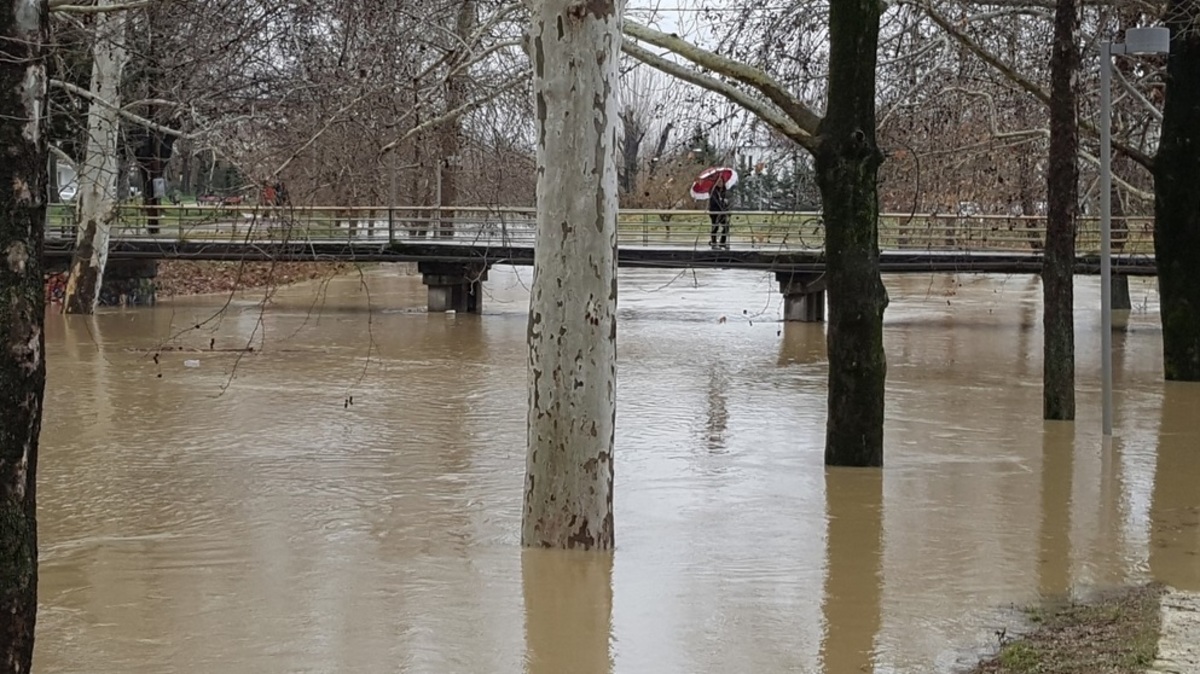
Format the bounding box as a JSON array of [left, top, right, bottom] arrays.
[[1099, 26, 1169, 437]]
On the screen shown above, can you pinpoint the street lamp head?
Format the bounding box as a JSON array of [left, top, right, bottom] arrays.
[[1124, 27, 1170, 54]]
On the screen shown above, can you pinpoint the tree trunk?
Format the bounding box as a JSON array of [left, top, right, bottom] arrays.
[[63, 0, 128, 314], [619, 107, 643, 194], [137, 122, 174, 235], [0, 0, 49, 668], [134, 4, 176, 234], [1153, 4, 1200, 381], [647, 122, 671, 176], [1042, 0, 1077, 420], [179, 146, 192, 195], [410, 75, 426, 236], [438, 0, 475, 238], [522, 0, 623, 550], [816, 0, 887, 467]]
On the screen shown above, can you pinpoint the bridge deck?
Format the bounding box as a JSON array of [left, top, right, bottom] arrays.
[[42, 205, 1158, 275]]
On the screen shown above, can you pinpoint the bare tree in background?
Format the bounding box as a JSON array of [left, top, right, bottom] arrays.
[[42, 0, 529, 308], [617, 63, 677, 199], [912, 1, 1197, 381]]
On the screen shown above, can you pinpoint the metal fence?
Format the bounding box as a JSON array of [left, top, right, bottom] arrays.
[[45, 204, 1156, 255]]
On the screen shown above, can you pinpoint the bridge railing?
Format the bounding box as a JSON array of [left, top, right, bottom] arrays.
[[45, 204, 1156, 255]]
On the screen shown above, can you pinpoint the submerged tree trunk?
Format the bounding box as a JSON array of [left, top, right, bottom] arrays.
[[522, 549, 614, 672], [1154, 4, 1200, 381], [63, 0, 128, 314], [819, 469, 883, 671], [522, 0, 623, 550], [1043, 0, 1078, 419], [0, 0, 49, 667], [816, 0, 887, 467]]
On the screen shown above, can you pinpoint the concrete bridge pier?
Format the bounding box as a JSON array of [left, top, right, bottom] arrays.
[[1112, 273, 1132, 330], [100, 260, 158, 306], [777, 272, 826, 322], [418, 261, 488, 314]]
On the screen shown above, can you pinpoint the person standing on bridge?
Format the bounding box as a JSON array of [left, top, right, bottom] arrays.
[[709, 177, 730, 250]]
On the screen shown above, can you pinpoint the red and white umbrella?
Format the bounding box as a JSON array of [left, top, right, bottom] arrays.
[[690, 166, 739, 200]]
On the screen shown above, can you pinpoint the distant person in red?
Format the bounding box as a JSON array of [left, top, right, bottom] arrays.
[[708, 177, 730, 250], [261, 182, 278, 220]]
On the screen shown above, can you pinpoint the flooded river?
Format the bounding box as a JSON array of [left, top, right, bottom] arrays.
[[34, 266, 1199, 673]]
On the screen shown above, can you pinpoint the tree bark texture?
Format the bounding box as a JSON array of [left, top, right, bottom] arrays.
[[1042, 0, 1077, 420], [815, 0, 887, 467], [64, 0, 127, 314], [0, 0, 48, 668], [522, 0, 623, 550], [1154, 5, 1200, 381]]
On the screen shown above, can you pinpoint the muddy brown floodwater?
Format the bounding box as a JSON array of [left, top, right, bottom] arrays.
[[34, 267, 1200, 673]]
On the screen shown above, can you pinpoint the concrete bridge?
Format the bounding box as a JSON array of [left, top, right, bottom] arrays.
[[43, 204, 1157, 321]]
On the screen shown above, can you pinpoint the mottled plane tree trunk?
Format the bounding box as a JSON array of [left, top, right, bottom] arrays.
[[1043, 0, 1078, 420], [63, 0, 127, 314], [522, 0, 623, 549], [1154, 4, 1200, 381], [816, 0, 888, 466], [0, 0, 49, 668]]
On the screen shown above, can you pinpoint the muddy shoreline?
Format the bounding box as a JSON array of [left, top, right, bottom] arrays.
[[154, 260, 361, 297], [44, 260, 376, 305], [965, 584, 1162, 673]]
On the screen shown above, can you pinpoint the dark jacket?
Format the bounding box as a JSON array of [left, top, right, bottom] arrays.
[[708, 185, 729, 214]]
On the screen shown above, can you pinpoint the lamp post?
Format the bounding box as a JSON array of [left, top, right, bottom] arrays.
[[1099, 26, 1169, 437]]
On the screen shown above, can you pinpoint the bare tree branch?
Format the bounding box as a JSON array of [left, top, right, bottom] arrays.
[[271, 91, 376, 177], [911, 1, 1156, 170], [380, 71, 530, 154], [1113, 63, 1164, 122], [50, 0, 149, 13], [50, 144, 78, 170], [622, 19, 822, 134], [620, 39, 815, 151], [51, 78, 196, 140]]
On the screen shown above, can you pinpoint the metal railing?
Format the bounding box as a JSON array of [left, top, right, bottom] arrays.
[[45, 204, 1157, 256]]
